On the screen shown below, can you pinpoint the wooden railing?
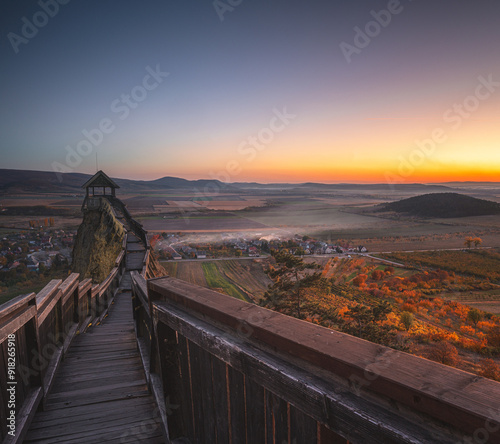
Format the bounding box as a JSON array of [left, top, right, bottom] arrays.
[[129, 274, 500, 444], [0, 239, 127, 443], [109, 196, 150, 248]]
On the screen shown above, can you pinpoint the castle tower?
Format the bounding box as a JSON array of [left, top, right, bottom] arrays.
[[81, 170, 120, 210]]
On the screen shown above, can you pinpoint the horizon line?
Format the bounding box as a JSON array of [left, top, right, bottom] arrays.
[[1, 167, 500, 187]]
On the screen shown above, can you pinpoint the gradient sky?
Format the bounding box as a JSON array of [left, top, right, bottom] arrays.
[[1, 0, 500, 183]]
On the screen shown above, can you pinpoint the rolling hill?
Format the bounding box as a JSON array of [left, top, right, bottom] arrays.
[[0, 169, 228, 194], [380, 193, 500, 218]]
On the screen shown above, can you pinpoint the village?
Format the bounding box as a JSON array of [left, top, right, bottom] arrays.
[[0, 229, 75, 273], [151, 232, 368, 260]]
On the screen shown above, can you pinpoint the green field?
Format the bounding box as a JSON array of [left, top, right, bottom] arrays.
[[160, 259, 271, 302], [201, 262, 249, 301]]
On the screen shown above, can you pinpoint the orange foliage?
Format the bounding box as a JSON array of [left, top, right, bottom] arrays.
[[479, 359, 500, 382], [429, 342, 460, 366], [352, 274, 367, 287], [460, 325, 475, 336]]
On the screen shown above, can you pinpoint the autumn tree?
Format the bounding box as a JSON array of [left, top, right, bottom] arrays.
[[430, 342, 459, 366], [479, 359, 500, 382], [467, 308, 482, 327], [473, 237, 482, 248], [352, 274, 367, 287], [371, 270, 384, 281], [295, 247, 305, 256], [487, 326, 500, 349], [400, 311, 414, 332], [464, 237, 473, 249], [262, 251, 321, 319], [343, 301, 395, 344]]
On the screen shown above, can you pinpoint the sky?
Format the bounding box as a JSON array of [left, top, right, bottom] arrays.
[[1, 0, 500, 184]]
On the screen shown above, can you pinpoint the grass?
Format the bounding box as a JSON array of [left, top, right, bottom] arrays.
[[201, 262, 248, 301], [162, 261, 178, 277], [0, 227, 25, 235], [216, 260, 271, 300], [0, 275, 66, 306]]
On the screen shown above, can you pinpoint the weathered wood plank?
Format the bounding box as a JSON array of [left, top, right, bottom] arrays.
[[0, 305, 37, 343], [154, 320, 183, 439], [270, 392, 288, 444], [290, 404, 318, 444], [37, 289, 62, 326], [177, 334, 195, 441], [228, 366, 246, 444], [30, 397, 157, 426], [189, 341, 216, 444], [319, 424, 349, 444], [245, 376, 265, 444], [35, 280, 61, 310], [60, 273, 79, 306], [131, 271, 149, 315], [25, 407, 158, 440], [0, 292, 36, 319], [212, 357, 230, 444]]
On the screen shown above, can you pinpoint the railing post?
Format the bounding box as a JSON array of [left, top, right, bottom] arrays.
[[152, 318, 185, 440]]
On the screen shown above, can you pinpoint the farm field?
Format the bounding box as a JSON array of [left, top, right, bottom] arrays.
[[445, 292, 500, 315], [160, 259, 271, 302], [379, 249, 500, 281], [0, 214, 82, 230], [162, 261, 208, 287], [139, 212, 269, 232]]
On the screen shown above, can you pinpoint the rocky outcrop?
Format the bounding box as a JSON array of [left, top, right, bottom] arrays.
[[72, 199, 125, 282]]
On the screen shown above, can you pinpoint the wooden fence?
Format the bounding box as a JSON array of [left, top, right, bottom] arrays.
[[0, 243, 126, 443], [130, 274, 500, 444]]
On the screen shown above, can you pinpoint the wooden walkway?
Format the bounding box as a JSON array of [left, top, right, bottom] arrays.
[[24, 233, 165, 443]]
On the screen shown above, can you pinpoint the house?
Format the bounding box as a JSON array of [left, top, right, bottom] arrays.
[[27, 255, 39, 271], [61, 237, 73, 246], [357, 246, 368, 253], [248, 246, 259, 257], [196, 251, 207, 259], [9, 261, 21, 270]]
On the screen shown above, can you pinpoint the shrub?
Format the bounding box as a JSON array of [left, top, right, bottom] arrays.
[[400, 311, 414, 332], [429, 342, 459, 366], [479, 359, 500, 381]]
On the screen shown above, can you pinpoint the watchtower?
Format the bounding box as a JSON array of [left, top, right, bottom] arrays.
[[81, 170, 120, 210]]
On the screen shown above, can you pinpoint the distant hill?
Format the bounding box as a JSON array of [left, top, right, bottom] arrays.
[[0, 169, 485, 197], [0, 169, 229, 194], [381, 193, 500, 218]]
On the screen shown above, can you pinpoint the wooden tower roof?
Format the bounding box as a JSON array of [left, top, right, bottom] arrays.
[[81, 171, 120, 189]]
